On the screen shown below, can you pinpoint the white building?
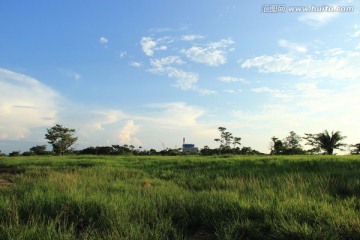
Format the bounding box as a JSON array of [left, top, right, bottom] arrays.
[[182, 138, 198, 154]]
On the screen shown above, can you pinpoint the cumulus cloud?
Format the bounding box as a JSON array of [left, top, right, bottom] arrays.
[[117, 120, 141, 145], [140, 37, 157, 56], [0, 68, 59, 140], [181, 38, 234, 66]]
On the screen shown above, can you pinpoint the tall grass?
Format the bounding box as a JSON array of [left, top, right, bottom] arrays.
[[0, 155, 360, 239]]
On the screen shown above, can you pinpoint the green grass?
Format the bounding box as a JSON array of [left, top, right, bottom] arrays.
[[1, 155, 360, 239]]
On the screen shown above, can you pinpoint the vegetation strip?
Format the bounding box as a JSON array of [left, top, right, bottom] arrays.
[[1, 155, 360, 239]]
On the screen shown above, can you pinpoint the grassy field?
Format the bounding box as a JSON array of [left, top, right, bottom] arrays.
[[1, 155, 360, 239]]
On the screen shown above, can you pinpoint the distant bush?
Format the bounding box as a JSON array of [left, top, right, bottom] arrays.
[[8, 151, 20, 157], [22, 151, 35, 156]]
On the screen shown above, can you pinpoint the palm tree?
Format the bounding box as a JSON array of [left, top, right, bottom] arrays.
[[304, 130, 346, 155]]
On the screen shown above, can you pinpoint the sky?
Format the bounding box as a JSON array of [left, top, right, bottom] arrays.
[[1, 0, 360, 154]]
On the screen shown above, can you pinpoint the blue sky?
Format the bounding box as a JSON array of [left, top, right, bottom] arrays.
[[1, 0, 359, 154]]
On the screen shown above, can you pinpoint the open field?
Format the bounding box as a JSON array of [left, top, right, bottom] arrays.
[[1, 155, 360, 239]]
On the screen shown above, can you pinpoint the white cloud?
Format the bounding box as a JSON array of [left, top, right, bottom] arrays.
[[348, 24, 360, 39], [143, 102, 206, 127], [351, 29, 360, 38], [298, 11, 339, 27], [149, 27, 173, 33], [181, 46, 227, 66], [207, 38, 235, 49], [150, 56, 185, 68], [233, 104, 303, 130], [149, 57, 217, 94], [134, 102, 217, 149], [99, 37, 108, 44], [138, 35, 236, 93], [251, 87, 275, 93], [231, 79, 360, 153], [0, 68, 59, 140], [218, 76, 246, 83], [117, 120, 141, 145], [140, 37, 157, 56], [278, 39, 307, 53], [181, 38, 234, 66], [76, 102, 212, 150], [59, 69, 81, 81], [149, 56, 198, 90], [223, 89, 243, 94], [241, 49, 360, 79], [181, 34, 204, 41], [119, 51, 127, 58], [198, 89, 217, 95], [129, 61, 142, 67], [169, 68, 199, 90], [157, 45, 167, 51], [88, 110, 125, 130], [140, 37, 168, 56]]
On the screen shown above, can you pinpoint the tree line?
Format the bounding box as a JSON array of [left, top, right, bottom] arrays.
[[2, 124, 360, 157]]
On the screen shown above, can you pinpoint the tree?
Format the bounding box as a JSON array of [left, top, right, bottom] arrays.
[[270, 137, 284, 155], [232, 137, 242, 149], [214, 127, 232, 151], [214, 127, 241, 154], [45, 124, 78, 155], [304, 130, 346, 155], [282, 131, 305, 155], [29, 145, 47, 155], [350, 143, 360, 155]]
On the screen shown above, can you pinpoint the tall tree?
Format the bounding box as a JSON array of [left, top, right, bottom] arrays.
[[232, 137, 242, 149], [282, 131, 305, 155], [214, 127, 241, 154], [214, 127, 233, 151], [304, 130, 346, 155], [45, 124, 78, 155], [270, 137, 284, 155]]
